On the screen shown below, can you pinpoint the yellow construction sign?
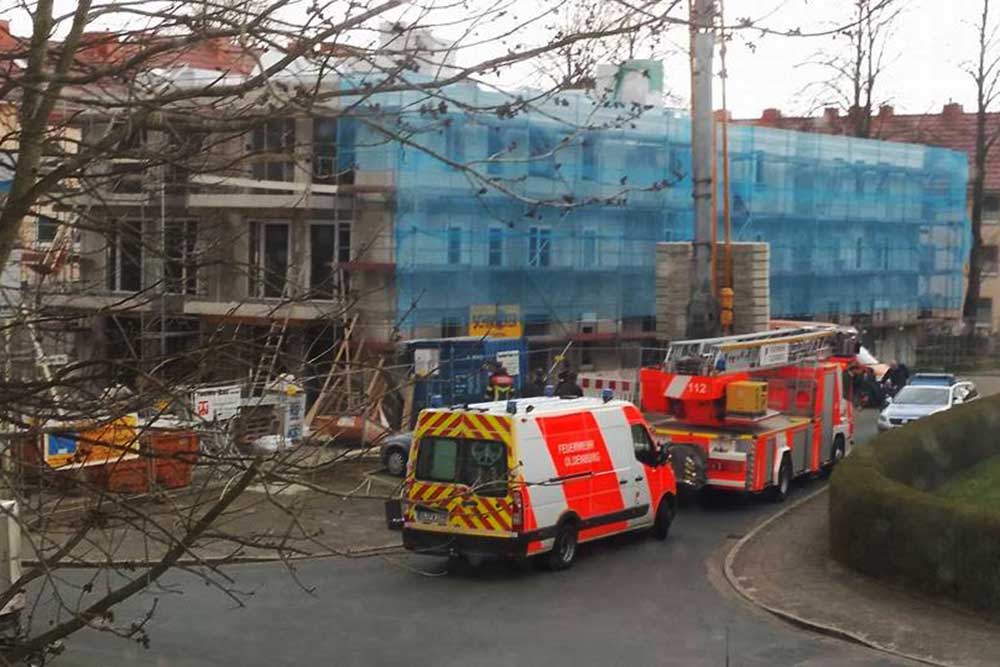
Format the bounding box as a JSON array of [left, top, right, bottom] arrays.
[[469, 304, 522, 338]]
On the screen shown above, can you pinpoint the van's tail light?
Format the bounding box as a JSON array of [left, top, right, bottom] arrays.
[[511, 490, 524, 532]]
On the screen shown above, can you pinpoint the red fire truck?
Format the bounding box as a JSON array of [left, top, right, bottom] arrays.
[[639, 325, 858, 500]]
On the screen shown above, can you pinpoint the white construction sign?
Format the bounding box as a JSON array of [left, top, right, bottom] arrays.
[[495, 350, 520, 376], [193, 385, 242, 421]]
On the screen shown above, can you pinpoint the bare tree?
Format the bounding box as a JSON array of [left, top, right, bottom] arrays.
[[0, 1, 931, 660], [963, 0, 1000, 331], [799, 0, 901, 138], [0, 0, 701, 660]]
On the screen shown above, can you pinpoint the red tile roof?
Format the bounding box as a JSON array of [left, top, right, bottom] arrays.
[[0, 22, 257, 78], [738, 104, 1000, 191]]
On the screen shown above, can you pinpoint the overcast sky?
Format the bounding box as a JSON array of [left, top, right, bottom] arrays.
[[684, 0, 982, 119], [3, 0, 989, 119]]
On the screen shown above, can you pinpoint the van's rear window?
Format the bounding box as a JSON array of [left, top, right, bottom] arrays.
[[415, 437, 509, 497]]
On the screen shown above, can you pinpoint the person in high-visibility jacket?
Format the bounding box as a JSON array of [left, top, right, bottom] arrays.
[[486, 362, 515, 401]]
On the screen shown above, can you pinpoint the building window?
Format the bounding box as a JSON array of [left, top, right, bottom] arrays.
[[447, 226, 462, 265], [310, 222, 351, 299], [165, 219, 198, 295], [880, 240, 889, 270], [445, 121, 464, 166], [528, 227, 551, 267], [581, 229, 598, 266], [249, 222, 290, 298], [165, 129, 207, 190], [984, 195, 1000, 224], [529, 129, 555, 178], [663, 213, 676, 242], [487, 126, 503, 176], [581, 135, 597, 182], [313, 117, 350, 185], [488, 227, 504, 267], [524, 315, 549, 336], [107, 220, 143, 292], [441, 317, 464, 338], [625, 145, 660, 183], [251, 118, 295, 182], [855, 237, 863, 269], [984, 245, 999, 275], [754, 152, 766, 185], [36, 216, 59, 244], [976, 297, 993, 325]]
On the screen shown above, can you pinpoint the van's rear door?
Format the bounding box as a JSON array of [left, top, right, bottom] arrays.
[[405, 411, 516, 535]]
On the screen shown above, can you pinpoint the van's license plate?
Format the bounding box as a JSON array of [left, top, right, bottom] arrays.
[[416, 508, 447, 525]]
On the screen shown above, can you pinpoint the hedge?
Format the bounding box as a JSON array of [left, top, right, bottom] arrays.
[[829, 393, 1000, 611]]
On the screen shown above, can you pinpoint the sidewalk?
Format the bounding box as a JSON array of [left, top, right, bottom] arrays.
[[726, 489, 1000, 667], [22, 445, 403, 566]]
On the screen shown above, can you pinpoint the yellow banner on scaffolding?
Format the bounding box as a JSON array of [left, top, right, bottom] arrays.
[[469, 304, 522, 338]]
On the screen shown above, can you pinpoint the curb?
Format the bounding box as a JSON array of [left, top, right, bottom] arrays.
[[723, 486, 955, 667], [24, 541, 405, 569]]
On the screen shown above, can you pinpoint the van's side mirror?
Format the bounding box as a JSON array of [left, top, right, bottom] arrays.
[[656, 447, 671, 466]]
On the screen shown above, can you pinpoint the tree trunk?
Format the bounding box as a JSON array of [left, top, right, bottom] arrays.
[[963, 0, 992, 333]]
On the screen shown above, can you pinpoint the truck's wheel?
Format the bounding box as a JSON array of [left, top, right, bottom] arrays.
[[651, 497, 673, 541], [769, 457, 792, 502], [822, 436, 846, 477], [547, 521, 578, 571]]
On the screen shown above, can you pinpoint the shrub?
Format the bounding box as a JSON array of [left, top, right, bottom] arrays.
[[829, 394, 1000, 611]]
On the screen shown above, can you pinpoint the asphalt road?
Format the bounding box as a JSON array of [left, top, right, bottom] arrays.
[[47, 410, 915, 667]]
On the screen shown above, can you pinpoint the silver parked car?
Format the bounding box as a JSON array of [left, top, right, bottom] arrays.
[[877, 380, 978, 431], [380, 431, 413, 477]]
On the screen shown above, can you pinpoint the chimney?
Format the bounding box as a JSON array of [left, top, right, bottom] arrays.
[[878, 104, 894, 118], [942, 102, 964, 120], [761, 108, 782, 125], [713, 109, 732, 122], [80, 32, 118, 59]]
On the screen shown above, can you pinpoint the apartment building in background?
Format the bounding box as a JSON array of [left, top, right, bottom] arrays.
[[9, 26, 969, 386], [742, 103, 1000, 333]]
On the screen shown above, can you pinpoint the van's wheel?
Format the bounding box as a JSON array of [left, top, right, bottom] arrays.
[[651, 497, 674, 541], [769, 457, 792, 502], [547, 521, 578, 571]]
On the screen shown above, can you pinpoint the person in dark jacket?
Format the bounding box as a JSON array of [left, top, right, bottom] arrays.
[[521, 369, 547, 398], [554, 371, 584, 398], [884, 361, 910, 394]]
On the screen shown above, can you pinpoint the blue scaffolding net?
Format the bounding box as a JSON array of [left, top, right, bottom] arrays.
[[344, 83, 969, 336]]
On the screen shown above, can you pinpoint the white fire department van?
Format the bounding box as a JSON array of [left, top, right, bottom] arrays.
[[401, 395, 678, 569]]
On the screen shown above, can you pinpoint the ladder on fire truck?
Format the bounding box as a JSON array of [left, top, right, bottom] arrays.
[[664, 325, 854, 376]]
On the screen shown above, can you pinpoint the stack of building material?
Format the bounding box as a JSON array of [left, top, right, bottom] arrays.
[[655, 241, 770, 342]]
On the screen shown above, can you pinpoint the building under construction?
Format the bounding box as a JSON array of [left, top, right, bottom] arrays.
[[18, 53, 968, 390]]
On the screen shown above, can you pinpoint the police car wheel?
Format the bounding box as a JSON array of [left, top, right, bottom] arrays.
[[652, 498, 673, 541], [547, 522, 578, 570]]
